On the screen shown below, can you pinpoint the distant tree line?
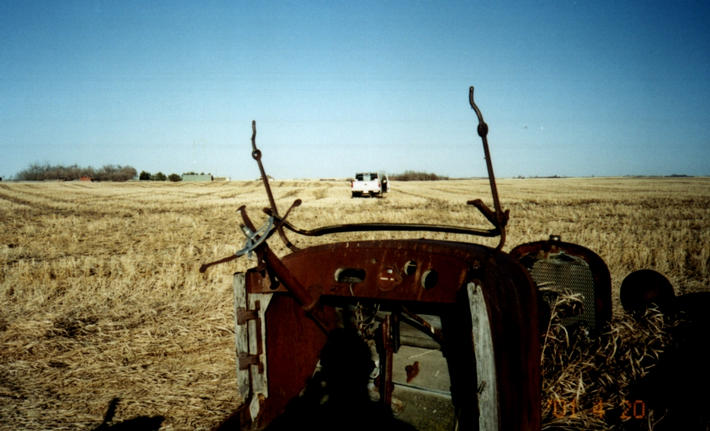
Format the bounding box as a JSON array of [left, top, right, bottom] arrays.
[[16, 163, 137, 182], [390, 170, 449, 181], [139, 171, 182, 182], [514, 175, 564, 179]]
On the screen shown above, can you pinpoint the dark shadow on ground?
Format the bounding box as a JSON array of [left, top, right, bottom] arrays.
[[626, 291, 710, 430], [91, 397, 164, 431]]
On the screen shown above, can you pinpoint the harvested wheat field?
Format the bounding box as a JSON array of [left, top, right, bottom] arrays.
[[1, 177, 709, 430]]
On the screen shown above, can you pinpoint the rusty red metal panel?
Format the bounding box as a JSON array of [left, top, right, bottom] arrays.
[[477, 252, 541, 430], [244, 238, 541, 430], [249, 239, 487, 303], [255, 294, 330, 429]]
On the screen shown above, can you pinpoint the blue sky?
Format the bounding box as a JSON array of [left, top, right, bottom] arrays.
[[1, 0, 708, 179]]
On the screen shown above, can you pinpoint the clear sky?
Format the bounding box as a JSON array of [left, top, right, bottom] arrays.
[[1, 0, 709, 180]]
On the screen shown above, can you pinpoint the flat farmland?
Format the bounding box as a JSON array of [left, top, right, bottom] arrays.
[[1, 178, 708, 430]]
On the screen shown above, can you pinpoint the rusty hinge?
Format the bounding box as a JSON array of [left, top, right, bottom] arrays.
[[236, 301, 264, 373], [237, 300, 261, 325], [238, 352, 263, 373]]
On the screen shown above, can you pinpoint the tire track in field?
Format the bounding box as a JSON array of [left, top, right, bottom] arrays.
[[430, 185, 475, 198], [310, 186, 330, 201], [0, 186, 131, 218], [0, 184, 224, 217], [0, 189, 227, 219], [0, 189, 137, 218], [0, 190, 60, 212], [0, 189, 114, 218], [0, 186, 85, 207], [392, 188, 450, 206], [0, 183, 240, 210]]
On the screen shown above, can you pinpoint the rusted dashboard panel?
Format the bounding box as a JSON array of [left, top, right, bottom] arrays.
[[248, 240, 488, 303]]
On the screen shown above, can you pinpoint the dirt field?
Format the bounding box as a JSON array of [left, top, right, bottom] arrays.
[[1, 178, 708, 430]]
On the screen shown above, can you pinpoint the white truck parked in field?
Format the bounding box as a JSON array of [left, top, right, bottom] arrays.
[[351, 172, 389, 197]]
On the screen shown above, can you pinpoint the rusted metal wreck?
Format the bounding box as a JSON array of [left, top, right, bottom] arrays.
[[204, 87, 618, 431]]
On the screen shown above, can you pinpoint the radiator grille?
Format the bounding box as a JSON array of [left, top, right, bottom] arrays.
[[530, 252, 597, 332]]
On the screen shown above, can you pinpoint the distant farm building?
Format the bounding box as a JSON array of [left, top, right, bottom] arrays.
[[80, 176, 92, 182], [182, 174, 213, 182]]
